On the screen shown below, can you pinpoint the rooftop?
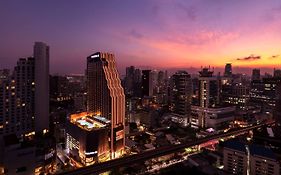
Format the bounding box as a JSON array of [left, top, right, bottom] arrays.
[[249, 144, 276, 160], [70, 112, 110, 131], [223, 140, 246, 153]]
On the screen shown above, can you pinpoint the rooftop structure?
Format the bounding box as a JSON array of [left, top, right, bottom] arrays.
[[69, 112, 110, 131]]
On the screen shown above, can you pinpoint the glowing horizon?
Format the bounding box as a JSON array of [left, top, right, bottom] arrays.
[[0, 0, 281, 74]]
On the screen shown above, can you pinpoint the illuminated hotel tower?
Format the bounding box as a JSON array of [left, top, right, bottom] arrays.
[[87, 52, 125, 158]]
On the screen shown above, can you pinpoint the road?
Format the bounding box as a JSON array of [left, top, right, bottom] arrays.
[[59, 121, 274, 175]]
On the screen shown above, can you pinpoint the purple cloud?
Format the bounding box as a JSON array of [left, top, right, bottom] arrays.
[[236, 54, 261, 61]]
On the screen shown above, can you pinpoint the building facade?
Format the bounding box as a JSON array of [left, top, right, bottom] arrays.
[[170, 71, 192, 126], [198, 67, 220, 108], [34, 42, 49, 134], [190, 106, 235, 129]]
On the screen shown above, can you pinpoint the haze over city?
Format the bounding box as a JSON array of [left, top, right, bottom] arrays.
[[1, 0, 281, 74]]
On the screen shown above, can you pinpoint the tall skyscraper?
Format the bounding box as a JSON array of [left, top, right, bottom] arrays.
[[252, 69, 261, 81], [170, 71, 192, 126], [87, 52, 125, 158], [34, 42, 50, 134], [224, 63, 232, 77], [198, 67, 220, 108], [123, 66, 142, 96], [124, 66, 135, 94]]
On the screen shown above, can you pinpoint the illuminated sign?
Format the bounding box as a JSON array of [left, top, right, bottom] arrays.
[[85, 151, 98, 155], [116, 130, 124, 141], [91, 54, 99, 58]]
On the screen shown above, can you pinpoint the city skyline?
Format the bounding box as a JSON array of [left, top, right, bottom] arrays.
[[1, 1, 281, 174], [1, 0, 281, 74]]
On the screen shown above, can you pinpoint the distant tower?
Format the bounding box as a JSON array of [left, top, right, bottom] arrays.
[[124, 66, 135, 94], [87, 52, 125, 158], [275, 82, 281, 124], [273, 68, 281, 78], [198, 67, 220, 108], [34, 42, 50, 134], [252, 69, 261, 81], [141, 70, 152, 97], [224, 63, 232, 77]]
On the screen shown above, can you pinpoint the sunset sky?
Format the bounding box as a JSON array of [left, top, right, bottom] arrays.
[[0, 0, 281, 75]]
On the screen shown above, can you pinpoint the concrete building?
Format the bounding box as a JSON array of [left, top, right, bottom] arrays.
[[87, 52, 125, 159], [198, 67, 220, 108], [223, 140, 248, 175], [34, 42, 49, 134], [223, 140, 280, 175], [249, 145, 280, 175]]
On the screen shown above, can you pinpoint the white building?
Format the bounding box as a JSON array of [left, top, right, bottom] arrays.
[[191, 106, 236, 129]]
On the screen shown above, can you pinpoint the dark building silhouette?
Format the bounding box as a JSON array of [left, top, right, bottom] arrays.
[[252, 69, 261, 81], [141, 70, 152, 97], [170, 71, 192, 126], [224, 63, 232, 77]]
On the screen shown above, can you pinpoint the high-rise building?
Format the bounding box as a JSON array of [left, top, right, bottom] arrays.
[[222, 83, 250, 109], [250, 77, 281, 110], [170, 71, 192, 126], [198, 67, 220, 108], [123, 66, 142, 97], [0, 42, 54, 175], [252, 69, 261, 81], [0, 57, 36, 136], [124, 66, 135, 95], [141, 70, 152, 97], [154, 70, 169, 104], [34, 42, 49, 134], [224, 63, 232, 77], [87, 52, 125, 159]]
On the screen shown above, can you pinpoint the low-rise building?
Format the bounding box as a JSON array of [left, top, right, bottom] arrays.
[[66, 112, 111, 166], [191, 106, 236, 129]]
